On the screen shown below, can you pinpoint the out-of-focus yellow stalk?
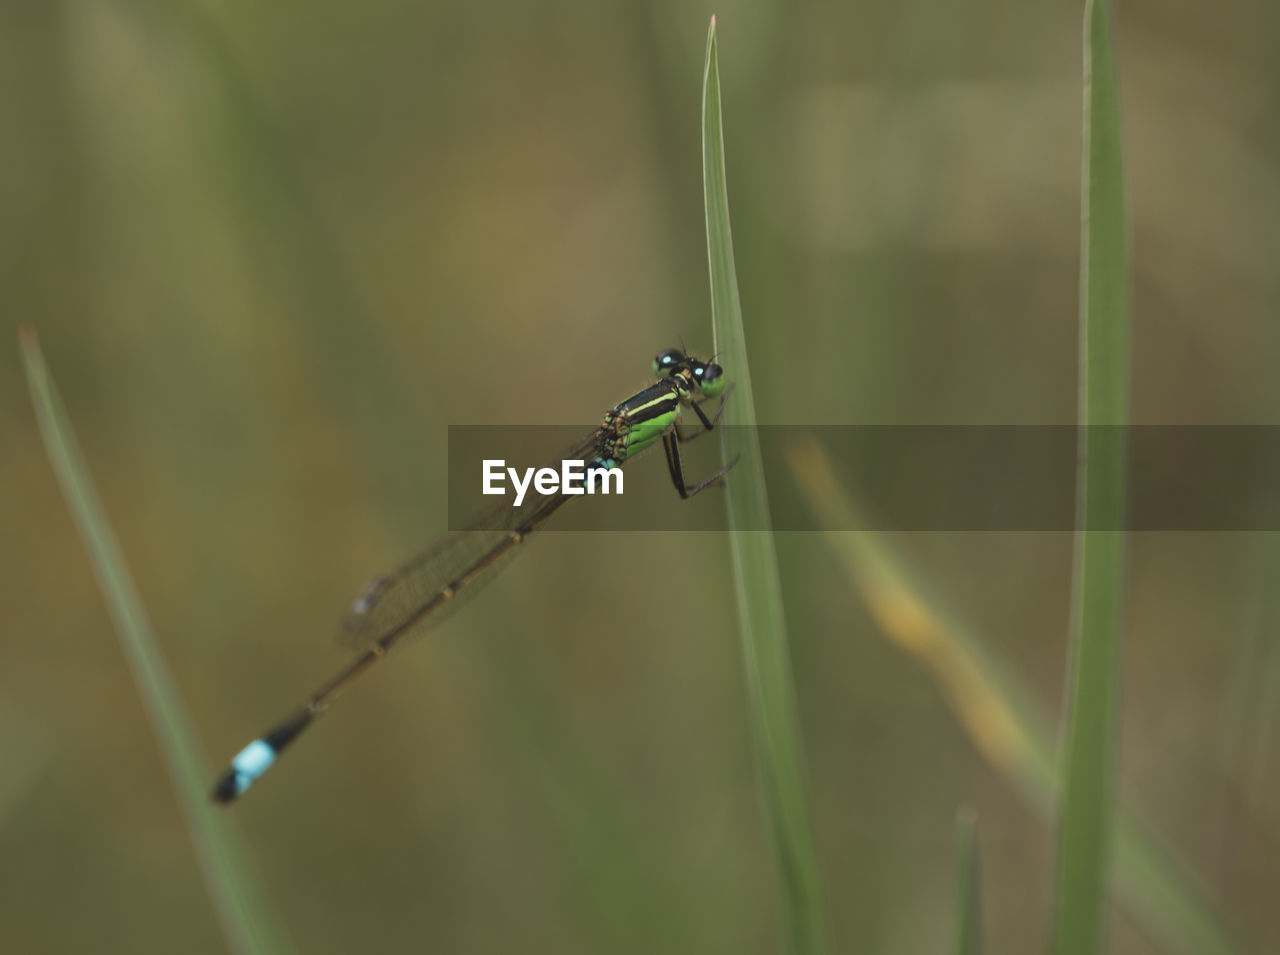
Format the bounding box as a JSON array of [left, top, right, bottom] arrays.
[[788, 436, 1050, 797], [786, 436, 1238, 955]]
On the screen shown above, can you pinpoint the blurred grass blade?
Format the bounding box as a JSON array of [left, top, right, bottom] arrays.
[[952, 809, 982, 955], [786, 440, 1240, 955], [1053, 2, 1132, 953], [19, 330, 292, 955], [702, 17, 827, 955]]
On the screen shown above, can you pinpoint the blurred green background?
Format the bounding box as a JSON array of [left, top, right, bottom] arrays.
[[4, 0, 1278, 952]]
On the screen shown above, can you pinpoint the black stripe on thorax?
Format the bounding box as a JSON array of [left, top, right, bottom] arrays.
[[610, 380, 681, 425]]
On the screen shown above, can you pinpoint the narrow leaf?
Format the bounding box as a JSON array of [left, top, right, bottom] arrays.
[[19, 329, 292, 955], [1052, 1, 1132, 952], [701, 18, 827, 955], [952, 809, 982, 955]]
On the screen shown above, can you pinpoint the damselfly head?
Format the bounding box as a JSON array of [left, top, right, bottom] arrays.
[[654, 348, 726, 398]]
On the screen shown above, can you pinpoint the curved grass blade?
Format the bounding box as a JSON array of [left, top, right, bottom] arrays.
[[19, 329, 293, 955], [702, 17, 827, 955], [1052, 2, 1132, 952], [786, 440, 1241, 955]]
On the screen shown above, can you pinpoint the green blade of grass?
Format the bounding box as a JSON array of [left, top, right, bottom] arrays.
[[1052, 2, 1132, 953], [952, 809, 982, 955], [701, 18, 826, 955], [19, 330, 292, 955], [786, 440, 1242, 955]]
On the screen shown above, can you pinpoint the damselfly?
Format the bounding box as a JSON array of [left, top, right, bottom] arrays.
[[211, 349, 736, 803]]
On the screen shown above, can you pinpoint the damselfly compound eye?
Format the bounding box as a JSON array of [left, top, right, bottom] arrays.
[[653, 349, 687, 376], [696, 362, 726, 397]]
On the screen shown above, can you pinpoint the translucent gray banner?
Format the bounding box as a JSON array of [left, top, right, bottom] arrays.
[[445, 426, 1280, 531]]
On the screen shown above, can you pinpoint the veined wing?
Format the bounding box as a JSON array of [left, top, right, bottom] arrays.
[[338, 427, 608, 652]]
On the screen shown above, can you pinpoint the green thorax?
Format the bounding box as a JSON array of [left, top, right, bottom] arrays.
[[595, 378, 685, 467]]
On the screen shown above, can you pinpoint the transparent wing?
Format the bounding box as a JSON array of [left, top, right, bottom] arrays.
[[338, 429, 606, 651]]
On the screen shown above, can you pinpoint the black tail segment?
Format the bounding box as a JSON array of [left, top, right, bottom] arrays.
[[211, 771, 241, 805], [261, 710, 315, 753], [211, 708, 316, 805]]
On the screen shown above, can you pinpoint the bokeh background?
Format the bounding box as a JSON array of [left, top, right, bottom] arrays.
[[4, 0, 1278, 952]]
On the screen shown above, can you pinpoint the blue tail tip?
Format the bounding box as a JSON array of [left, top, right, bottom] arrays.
[[211, 739, 277, 805]]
